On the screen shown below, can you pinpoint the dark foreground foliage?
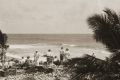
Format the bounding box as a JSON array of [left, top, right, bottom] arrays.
[[65, 54, 120, 80], [87, 8, 120, 53], [66, 8, 120, 80]]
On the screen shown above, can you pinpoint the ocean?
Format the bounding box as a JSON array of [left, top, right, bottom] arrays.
[[6, 34, 111, 60], [7, 34, 104, 48]]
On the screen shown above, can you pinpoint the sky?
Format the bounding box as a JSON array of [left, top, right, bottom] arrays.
[[0, 0, 119, 34]]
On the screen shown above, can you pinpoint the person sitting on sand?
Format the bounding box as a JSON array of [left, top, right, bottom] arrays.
[[64, 48, 70, 62], [54, 56, 59, 62], [8, 60, 15, 68], [53, 56, 60, 66], [46, 49, 54, 65]]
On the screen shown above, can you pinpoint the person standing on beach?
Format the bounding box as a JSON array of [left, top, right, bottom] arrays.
[[25, 56, 31, 68], [46, 49, 53, 65], [20, 57, 25, 68], [60, 47, 64, 64], [34, 51, 40, 66], [20, 57, 25, 64]]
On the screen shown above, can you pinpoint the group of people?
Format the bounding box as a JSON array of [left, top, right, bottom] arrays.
[[19, 47, 70, 68], [0, 60, 15, 69], [60, 47, 70, 64]]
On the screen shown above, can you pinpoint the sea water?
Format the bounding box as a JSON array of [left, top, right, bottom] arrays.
[[7, 34, 111, 60]]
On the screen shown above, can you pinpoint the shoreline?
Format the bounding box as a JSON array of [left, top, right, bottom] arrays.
[[6, 43, 111, 60]]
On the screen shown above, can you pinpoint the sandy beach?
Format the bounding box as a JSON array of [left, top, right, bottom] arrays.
[[7, 43, 111, 60]]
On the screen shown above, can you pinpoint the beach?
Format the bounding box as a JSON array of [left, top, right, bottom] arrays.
[[7, 34, 112, 60]]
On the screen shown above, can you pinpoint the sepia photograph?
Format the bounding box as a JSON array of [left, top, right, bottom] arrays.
[[0, 0, 119, 80]]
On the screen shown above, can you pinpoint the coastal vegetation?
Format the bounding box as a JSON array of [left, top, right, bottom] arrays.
[[68, 8, 120, 80], [0, 30, 9, 69]]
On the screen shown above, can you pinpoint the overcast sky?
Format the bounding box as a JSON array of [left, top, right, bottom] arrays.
[[0, 0, 119, 34]]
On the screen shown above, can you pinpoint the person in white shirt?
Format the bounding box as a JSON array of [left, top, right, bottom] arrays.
[[54, 56, 58, 62], [36, 51, 44, 66], [47, 49, 53, 57], [64, 48, 70, 62], [8, 60, 15, 68], [34, 51, 40, 66], [4, 61, 9, 69], [20, 57, 25, 68], [38, 53, 47, 65], [20, 57, 25, 64]]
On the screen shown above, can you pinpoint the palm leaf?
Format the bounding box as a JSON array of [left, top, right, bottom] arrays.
[[87, 8, 120, 52]]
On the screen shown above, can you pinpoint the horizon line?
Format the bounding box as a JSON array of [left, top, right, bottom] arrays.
[[7, 33, 93, 35]]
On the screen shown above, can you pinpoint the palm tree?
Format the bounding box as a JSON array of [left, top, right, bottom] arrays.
[[87, 8, 120, 53], [87, 8, 120, 79], [66, 8, 120, 80]]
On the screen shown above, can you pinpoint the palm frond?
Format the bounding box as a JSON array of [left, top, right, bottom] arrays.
[[87, 8, 120, 52]]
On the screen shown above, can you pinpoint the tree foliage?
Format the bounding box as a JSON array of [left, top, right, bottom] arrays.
[[87, 8, 120, 52], [0, 30, 8, 49], [68, 55, 120, 80], [68, 8, 120, 80]]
